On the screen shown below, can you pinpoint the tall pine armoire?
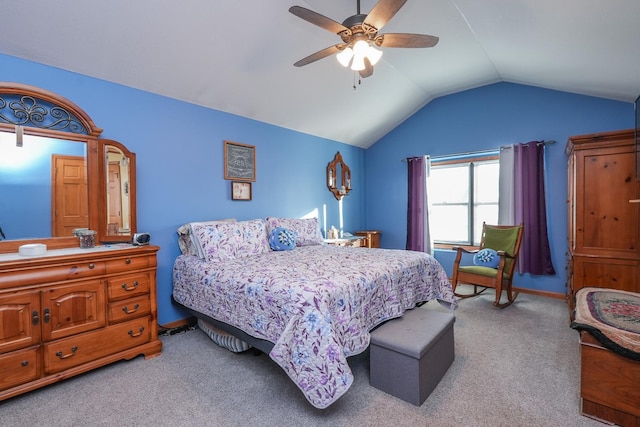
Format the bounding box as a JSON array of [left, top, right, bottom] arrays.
[[566, 129, 640, 310]]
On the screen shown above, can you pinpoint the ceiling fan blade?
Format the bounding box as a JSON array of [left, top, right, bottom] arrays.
[[294, 44, 346, 67], [359, 57, 374, 78], [378, 33, 439, 48], [364, 0, 407, 31], [289, 6, 351, 35]]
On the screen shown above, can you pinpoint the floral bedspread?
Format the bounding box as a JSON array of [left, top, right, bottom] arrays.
[[172, 245, 456, 408]]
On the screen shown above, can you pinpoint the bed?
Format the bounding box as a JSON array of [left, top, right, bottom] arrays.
[[172, 217, 457, 408]]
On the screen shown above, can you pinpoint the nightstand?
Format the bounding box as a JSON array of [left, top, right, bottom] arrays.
[[354, 230, 381, 248], [324, 236, 366, 247]]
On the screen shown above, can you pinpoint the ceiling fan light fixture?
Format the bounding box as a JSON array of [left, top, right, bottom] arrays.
[[336, 47, 354, 67], [367, 45, 383, 66], [290, 1, 438, 78], [350, 54, 366, 71], [352, 39, 370, 58]]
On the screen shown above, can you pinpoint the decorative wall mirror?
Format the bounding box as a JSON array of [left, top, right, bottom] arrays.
[[326, 151, 351, 200], [0, 82, 136, 253]]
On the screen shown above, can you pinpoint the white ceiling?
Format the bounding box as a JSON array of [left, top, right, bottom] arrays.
[[2, 0, 639, 148]]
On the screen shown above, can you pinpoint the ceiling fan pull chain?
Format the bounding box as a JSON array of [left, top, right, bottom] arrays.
[[352, 71, 363, 90]]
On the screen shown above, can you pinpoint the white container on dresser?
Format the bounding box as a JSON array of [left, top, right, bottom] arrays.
[[0, 244, 162, 401]]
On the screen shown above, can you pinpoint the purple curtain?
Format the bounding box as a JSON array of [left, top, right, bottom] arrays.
[[515, 141, 556, 275], [406, 156, 426, 251]]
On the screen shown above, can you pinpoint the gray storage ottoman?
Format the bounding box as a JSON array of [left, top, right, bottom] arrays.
[[369, 308, 455, 406]]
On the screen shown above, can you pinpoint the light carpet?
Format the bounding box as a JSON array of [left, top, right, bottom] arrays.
[[0, 286, 603, 427]]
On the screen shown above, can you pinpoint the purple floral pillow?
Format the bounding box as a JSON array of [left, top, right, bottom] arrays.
[[265, 217, 324, 246], [191, 219, 269, 262], [177, 219, 236, 258]]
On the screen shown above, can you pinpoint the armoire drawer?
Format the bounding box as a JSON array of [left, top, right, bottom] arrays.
[[44, 317, 151, 374], [0, 346, 40, 391], [108, 295, 151, 323]]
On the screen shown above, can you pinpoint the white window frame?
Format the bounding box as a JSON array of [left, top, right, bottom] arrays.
[[430, 154, 499, 248]]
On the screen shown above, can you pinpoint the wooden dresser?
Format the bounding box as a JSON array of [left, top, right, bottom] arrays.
[[0, 244, 162, 401], [566, 129, 640, 309]]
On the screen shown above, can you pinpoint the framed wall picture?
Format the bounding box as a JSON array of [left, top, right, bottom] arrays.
[[224, 140, 256, 181], [231, 181, 252, 201]]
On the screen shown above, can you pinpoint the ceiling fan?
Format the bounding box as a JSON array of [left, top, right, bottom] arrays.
[[289, 0, 439, 78]]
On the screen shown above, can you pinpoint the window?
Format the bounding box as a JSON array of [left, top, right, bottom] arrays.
[[429, 155, 499, 246]]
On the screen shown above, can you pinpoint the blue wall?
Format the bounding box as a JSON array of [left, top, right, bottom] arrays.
[[0, 54, 365, 325], [365, 82, 634, 295]]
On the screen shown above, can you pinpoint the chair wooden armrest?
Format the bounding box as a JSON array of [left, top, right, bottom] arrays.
[[451, 246, 479, 254], [495, 250, 515, 258]]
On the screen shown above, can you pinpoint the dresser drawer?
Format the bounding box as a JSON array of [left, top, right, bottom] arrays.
[[44, 317, 151, 374], [105, 256, 150, 274], [0, 347, 40, 391], [108, 295, 151, 323], [0, 261, 106, 288], [107, 274, 150, 301]]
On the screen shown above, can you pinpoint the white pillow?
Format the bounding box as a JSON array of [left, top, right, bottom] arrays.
[[177, 219, 236, 258], [191, 219, 270, 262], [264, 217, 324, 246]]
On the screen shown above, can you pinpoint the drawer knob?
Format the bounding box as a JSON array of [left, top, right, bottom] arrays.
[[121, 281, 139, 291], [21, 360, 29, 367], [88, 263, 95, 269], [128, 326, 145, 338], [125, 258, 131, 264], [55, 346, 78, 359], [122, 303, 140, 314]]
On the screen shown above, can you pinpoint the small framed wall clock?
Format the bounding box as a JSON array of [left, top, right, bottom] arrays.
[[231, 181, 252, 201]]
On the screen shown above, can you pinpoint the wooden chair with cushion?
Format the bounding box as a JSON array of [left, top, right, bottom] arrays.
[[451, 222, 523, 308]]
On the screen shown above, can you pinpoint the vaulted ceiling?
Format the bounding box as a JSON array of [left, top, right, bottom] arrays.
[[2, 0, 639, 148]]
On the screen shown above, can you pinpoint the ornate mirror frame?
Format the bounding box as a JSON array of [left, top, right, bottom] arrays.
[[0, 82, 136, 253], [326, 151, 351, 201]]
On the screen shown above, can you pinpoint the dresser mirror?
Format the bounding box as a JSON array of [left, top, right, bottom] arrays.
[[0, 82, 136, 253], [99, 139, 136, 241]]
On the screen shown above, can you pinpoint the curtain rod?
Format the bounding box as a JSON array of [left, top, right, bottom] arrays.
[[500, 140, 556, 150], [401, 140, 556, 162]]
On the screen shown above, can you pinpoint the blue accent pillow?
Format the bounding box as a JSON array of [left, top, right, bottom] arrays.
[[473, 248, 499, 268], [269, 227, 296, 251]]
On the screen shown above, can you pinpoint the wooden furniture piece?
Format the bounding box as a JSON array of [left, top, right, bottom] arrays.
[[354, 230, 381, 248], [0, 244, 162, 401], [571, 287, 640, 426], [566, 129, 640, 310], [326, 151, 351, 200], [451, 222, 523, 308], [0, 82, 137, 252], [324, 235, 366, 247], [0, 83, 162, 400], [579, 331, 640, 426]]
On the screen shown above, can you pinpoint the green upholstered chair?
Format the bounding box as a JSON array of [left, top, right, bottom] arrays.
[[451, 223, 523, 308]]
